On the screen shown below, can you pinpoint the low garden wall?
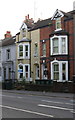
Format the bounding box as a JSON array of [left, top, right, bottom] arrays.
[[2, 79, 75, 93], [24, 81, 74, 93]]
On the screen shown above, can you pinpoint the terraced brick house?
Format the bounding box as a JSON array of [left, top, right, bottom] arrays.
[[40, 9, 75, 82]]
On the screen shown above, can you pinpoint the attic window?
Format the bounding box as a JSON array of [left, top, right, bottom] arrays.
[[22, 28, 26, 37], [56, 18, 61, 30]]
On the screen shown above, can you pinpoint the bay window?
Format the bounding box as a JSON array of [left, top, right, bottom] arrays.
[[19, 45, 23, 57], [25, 45, 29, 58], [18, 64, 23, 79], [51, 35, 68, 55], [18, 64, 30, 81], [51, 60, 68, 81], [18, 43, 30, 59], [53, 63, 59, 80], [53, 38, 59, 54]]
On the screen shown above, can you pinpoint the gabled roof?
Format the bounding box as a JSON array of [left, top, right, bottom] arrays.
[[1, 36, 16, 47], [20, 22, 27, 31], [51, 9, 64, 20]]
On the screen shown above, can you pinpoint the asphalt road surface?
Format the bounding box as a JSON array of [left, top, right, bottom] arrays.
[[1, 90, 75, 119]]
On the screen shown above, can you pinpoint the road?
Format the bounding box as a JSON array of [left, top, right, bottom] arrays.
[[1, 90, 75, 119]]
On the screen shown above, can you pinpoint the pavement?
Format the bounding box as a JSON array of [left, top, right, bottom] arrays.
[[2, 89, 74, 98]]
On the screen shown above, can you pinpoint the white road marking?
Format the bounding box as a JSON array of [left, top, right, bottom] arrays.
[[1, 94, 15, 98], [71, 111, 75, 114], [1, 94, 23, 99], [42, 100, 73, 105], [17, 97, 23, 99], [38, 104, 73, 111], [0, 105, 53, 118]]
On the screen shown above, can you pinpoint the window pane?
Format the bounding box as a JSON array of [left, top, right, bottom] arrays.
[[53, 47, 58, 53], [19, 52, 23, 57], [53, 38, 58, 54], [19, 65, 23, 79], [62, 63, 66, 80], [25, 65, 29, 78], [53, 63, 59, 80], [20, 73, 23, 78], [25, 45, 28, 51], [56, 18, 61, 29], [19, 65, 23, 72], [19, 45, 23, 51], [7, 49, 10, 60], [25, 66, 28, 72], [62, 38, 66, 53], [54, 72, 59, 80], [54, 64, 59, 71], [53, 38, 58, 46], [42, 43, 46, 56], [25, 45, 28, 57], [19, 45, 23, 57], [26, 52, 28, 57], [26, 73, 28, 78]]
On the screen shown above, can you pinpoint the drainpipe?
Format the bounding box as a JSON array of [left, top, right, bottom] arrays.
[[73, 14, 75, 83]]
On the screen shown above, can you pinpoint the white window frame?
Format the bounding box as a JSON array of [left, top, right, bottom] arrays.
[[55, 18, 62, 31], [18, 43, 30, 59], [51, 60, 68, 82], [50, 35, 68, 55], [18, 64, 23, 80], [18, 64, 30, 81], [24, 64, 30, 81], [24, 43, 30, 59], [18, 44, 24, 59], [42, 64, 47, 79], [6, 49, 11, 60]]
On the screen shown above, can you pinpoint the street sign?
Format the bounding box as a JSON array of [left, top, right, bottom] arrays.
[[18, 69, 23, 72]]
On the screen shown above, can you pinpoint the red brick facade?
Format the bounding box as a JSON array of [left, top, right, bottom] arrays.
[[40, 10, 75, 81]]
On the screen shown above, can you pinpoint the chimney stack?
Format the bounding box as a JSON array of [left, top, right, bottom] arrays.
[[4, 31, 12, 38]]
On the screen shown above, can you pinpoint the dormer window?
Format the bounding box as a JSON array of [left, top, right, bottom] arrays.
[[22, 28, 26, 37], [56, 18, 61, 30], [20, 23, 27, 38], [51, 9, 64, 31]]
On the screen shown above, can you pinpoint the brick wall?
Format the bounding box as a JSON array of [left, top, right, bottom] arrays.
[[40, 14, 74, 81]]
